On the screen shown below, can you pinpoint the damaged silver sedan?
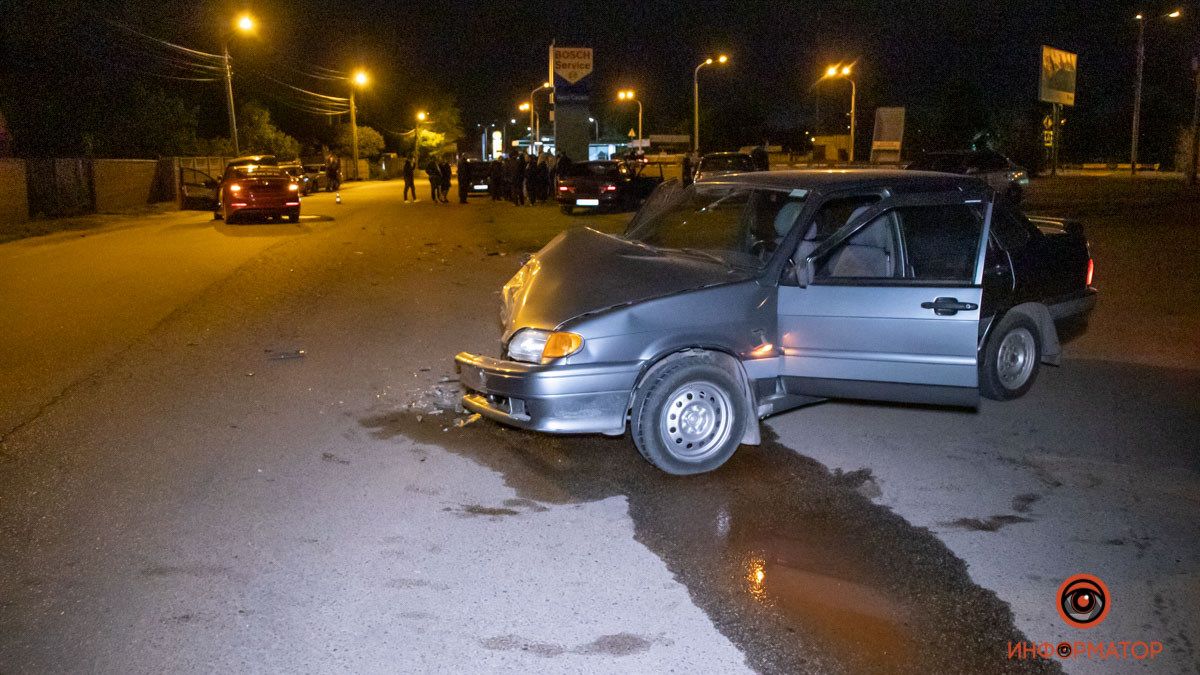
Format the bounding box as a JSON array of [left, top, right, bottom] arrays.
[[456, 170, 1096, 474]]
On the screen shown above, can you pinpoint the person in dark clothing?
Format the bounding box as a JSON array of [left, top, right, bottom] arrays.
[[511, 154, 526, 205], [327, 155, 341, 191], [437, 158, 452, 203], [456, 155, 470, 204], [402, 156, 417, 202], [751, 145, 769, 171], [525, 154, 540, 205], [489, 159, 504, 201], [425, 159, 441, 202], [533, 156, 550, 204]]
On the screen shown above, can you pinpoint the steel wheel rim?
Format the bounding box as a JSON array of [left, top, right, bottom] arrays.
[[997, 327, 1036, 390], [659, 380, 733, 462]]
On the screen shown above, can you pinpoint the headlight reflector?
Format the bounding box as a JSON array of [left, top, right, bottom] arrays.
[[506, 329, 585, 363], [507, 329, 549, 363]]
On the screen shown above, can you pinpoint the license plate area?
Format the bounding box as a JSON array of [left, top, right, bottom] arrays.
[[576, 198, 600, 206]]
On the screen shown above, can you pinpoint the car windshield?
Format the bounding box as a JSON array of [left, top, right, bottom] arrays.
[[624, 183, 805, 270], [700, 155, 755, 172], [565, 162, 620, 178]]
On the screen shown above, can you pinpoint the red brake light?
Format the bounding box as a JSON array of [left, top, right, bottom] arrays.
[[1086, 258, 1094, 286], [602, 183, 618, 192]]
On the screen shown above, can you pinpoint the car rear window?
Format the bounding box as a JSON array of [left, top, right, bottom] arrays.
[[233, 167, 286, 178]]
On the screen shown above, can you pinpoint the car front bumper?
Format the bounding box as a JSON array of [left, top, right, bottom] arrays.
[[454, 352, 642, 435]]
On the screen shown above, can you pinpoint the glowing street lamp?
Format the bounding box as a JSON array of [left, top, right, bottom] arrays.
[[1131, 9, 1182, 175], [347, 69, 369, 180], [526, 82, 551, 152], [693, 55, 729, 152], [821, 62, 857, 163], [617, 89, 643, 142], [221, 12, 258, 154], [415, 111, 428, 166]]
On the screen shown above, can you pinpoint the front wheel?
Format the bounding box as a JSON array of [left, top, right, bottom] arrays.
[[631, 355, 747, 475], [980, 314, 1041, 400]]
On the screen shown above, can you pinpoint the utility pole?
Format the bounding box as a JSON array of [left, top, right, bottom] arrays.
[[1190, 56, 1199, 186], [222, 42, 239, 155], [1131, 17, 1146, 175], [348, 89, 360, 180]]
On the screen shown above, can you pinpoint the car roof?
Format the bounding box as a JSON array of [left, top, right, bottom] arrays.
[[228, 155, 278, 166], [702, 152, 751, 158], [700, 168, 985, 194]]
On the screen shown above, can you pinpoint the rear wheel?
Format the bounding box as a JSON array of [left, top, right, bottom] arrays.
[[980, 314, 1041, 400], [285, 212, 299, 223], [560, 204, 574, 215], [631, 354, 747, 475]]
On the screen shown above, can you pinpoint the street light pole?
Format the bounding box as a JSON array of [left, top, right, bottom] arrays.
[[1132, 16, 1146, 175], [693, 55, 728, 153], [588, 117, 599, 141], [415, 111, 427, 169], [1131, 10, 1182, 176], [1190, 57, 1199, 185], [349, 70, 368, 181], [527, 82, 550, 154], [618, 90, 643, 142], [222, 41, 239, 155], [848, 76, 857, 163]]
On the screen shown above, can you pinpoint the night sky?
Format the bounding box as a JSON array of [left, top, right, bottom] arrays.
[[3, 0, 1197, 163]]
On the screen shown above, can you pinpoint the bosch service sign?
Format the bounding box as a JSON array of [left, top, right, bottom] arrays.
[[551, 47, 592, 103]]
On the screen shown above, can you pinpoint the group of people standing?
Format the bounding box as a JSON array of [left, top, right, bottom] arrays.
[[486, 151, 568, 206], [397, 151, 572, 206]]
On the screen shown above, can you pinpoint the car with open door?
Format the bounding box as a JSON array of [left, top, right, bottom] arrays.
[[555, 160, 660, 214], [213, 161, 301, 223], [455, 170, 1095, 475]]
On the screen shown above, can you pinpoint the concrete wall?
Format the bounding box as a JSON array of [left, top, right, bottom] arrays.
[[92, 159, 169, 212], [0, 159, 28, 230]]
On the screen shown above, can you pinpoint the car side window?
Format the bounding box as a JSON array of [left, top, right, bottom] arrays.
[[896, 204, 983, 282], [812, 211, 901, 281]]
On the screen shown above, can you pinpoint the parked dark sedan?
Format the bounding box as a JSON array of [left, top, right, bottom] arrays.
[[908, 150, 1029, 201], [555, 160, 659, 214], [456, 170, 1095, 474], [694, 152, 759, 182]]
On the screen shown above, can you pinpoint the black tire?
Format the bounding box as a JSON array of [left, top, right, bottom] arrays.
[[630, 354, 747, 475], [285, 212, 299, 223], [980, 313, 1041, 400], [560, 204, 574, 215], [213, 209, 223, 221]]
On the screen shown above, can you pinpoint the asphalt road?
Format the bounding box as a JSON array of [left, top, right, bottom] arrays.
[[0, 177, 1196, 673]]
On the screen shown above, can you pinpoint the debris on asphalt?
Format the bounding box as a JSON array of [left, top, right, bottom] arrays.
[[453, 413, 482, 428], [269, 349, 307, 361]]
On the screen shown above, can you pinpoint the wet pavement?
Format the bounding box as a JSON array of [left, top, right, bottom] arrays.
[[362, 412, 1051, 674]]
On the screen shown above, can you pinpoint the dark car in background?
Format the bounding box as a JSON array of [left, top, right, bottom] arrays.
[[457, 169, 1095, 475], [303, 163, 330, 193], [279, 161, 315, 195], [555, 160, 660, 214], [694, 152, 759, 182], [459, 159, 492, 197], [214, 162, 301, 223], [908, 150, 1029, 201]]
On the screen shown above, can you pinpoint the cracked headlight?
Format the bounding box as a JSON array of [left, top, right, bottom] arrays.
[[506, 329, 584, 364]]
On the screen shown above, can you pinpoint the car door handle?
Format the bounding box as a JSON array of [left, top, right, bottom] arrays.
[[921, 297, 978, 316]]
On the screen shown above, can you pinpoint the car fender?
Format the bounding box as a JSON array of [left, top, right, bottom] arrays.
[[625, 347, 761, 446], [983, 302, 1061, 366]]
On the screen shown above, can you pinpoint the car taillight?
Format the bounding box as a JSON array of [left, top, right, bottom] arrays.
[[1086, 258, 1094, 286], [229, 183, 242, 192], [558, 185, 573, 192], [602, 183, 618, 192]]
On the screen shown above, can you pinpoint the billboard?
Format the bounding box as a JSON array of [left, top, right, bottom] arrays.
[[1039, 46, 1077, 106], [870, 107, 906, 163], [551, 47, 593, 103]]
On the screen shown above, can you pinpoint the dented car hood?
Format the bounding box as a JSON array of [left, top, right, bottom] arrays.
[[501, 227, 747, 340]]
